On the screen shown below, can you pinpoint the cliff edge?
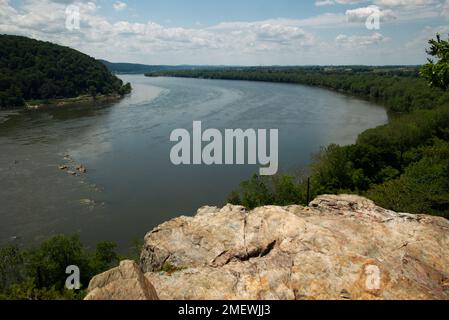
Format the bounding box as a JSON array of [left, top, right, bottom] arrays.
[[86, 195, 449, 300]]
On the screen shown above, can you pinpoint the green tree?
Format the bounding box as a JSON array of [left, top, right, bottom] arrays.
[[420, 34, 449, 90], [238, 174, 273, 209], [311, 144, 354, 193], [368, 156, 449, 217], [0, 246, 25, 292], [92, 241, 119, 271], [25, 235, 91, 291], [0, 235, 122, 300]]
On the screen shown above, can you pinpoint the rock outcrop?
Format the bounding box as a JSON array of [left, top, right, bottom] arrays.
[[87, 195, 449, 300]]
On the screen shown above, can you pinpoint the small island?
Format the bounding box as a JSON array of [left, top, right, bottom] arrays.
[[0, 35, 132, 110]]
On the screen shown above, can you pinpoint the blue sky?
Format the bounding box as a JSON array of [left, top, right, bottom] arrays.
[[102, 1, 338, 26], [2, 0, 449, 65]]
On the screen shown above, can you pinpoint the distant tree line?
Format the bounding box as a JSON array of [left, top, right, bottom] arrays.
[[100, 59, 213, 74], [0, 35, 132, 109]]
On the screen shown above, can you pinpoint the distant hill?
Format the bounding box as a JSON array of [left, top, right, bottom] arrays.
[[99, 60, 223, 74], [0, 35, 131, 109]]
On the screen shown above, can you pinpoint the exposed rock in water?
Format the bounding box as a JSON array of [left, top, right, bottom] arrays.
[[75, 164, 87, 174], [79, 199, 95, 206], [86, 195, 449, 300]]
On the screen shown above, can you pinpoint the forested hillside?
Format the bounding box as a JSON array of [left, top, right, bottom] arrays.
[[0, 35, 131, 109]]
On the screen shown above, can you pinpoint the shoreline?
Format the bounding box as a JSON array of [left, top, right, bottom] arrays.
[[25, 94, 125, 110]]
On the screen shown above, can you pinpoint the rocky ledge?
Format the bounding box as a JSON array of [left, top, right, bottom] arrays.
[[85, 195, 449, 300]]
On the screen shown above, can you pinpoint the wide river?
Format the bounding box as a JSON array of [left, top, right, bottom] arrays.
[[0, 75, 388, 251]]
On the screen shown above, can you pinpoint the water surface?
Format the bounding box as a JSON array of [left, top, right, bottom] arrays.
[[0, 75, 388, 250]]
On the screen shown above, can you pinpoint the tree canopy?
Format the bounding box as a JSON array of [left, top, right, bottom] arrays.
[[420, 34, 449, 90], [0, 235, 119, 300]]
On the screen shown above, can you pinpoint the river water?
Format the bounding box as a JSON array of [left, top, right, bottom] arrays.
[[0, 75, 388, 251]]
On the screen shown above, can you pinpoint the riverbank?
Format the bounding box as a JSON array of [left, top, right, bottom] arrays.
[[25, 94, 125, 110]]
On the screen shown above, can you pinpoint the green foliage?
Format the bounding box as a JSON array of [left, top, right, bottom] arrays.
[[227, 174, 307, 209], [0, 246, 24, 293], [238, 174, 274, 208], [0, 235, 119, 300], [0, 279, 85, 301], [119, 82, 132, 95], [89, 241, 119, 276], [368, 155, 449, 217], [311, 144, 354, 193], [420, 34, 449, 90], [161, 262, 186, 275], [0, 35, 132, 109], [120, 237, 143, 262]]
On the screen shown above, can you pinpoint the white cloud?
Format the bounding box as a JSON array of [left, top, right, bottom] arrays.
[[315, 0, 335, 6], [374, 0, 437, 6], [315, 0, 368, 5], [346, 5, 396, 22], [336, 32, 389, 46], [113, 1, 127, 11], [0, 0, 445, 65]]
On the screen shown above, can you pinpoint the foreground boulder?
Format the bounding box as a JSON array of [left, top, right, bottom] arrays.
[[87, 195, 449, 300]]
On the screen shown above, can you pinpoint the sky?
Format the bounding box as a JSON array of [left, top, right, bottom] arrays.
[[1, 0, 449, 65]]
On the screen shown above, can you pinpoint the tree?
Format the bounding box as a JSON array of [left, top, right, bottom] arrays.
[[0, 235, 121, 300], [368, 156, 449, 217], [311, 144, 354, 193], [25, 235, 91, 291], [420, 34, 449, 90], [0, 246, 25, 292], [238, 174, 273, 209], [92, 241, 119, 271]]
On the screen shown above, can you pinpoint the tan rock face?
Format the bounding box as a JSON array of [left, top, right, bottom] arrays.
[[85, 260, 159, 300], [87, 195, 449, 300], [141, 195, 449, 300]]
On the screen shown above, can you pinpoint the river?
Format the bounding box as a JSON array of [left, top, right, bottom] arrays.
[[0, 75, 388, 251]]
